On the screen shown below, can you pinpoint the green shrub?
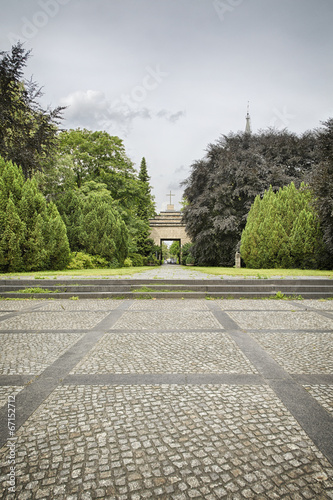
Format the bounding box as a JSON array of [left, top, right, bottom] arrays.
[[67, 252, 95, 269], [67, 252, 109, 269], [91, 255, 110, 268], [186, 255, 195, 265], [129, 253, 144, 267], [123, 258, 133, 267], [144, 256, 161, 266], [108, 258, 120, 269]]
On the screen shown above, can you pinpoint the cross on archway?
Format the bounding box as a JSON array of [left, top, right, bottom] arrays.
[[166, 191, 175, 205]]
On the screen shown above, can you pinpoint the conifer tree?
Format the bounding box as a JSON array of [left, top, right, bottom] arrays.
[[19, 178, 48, 270], [0, 196, 25, 272], [56, 184, 129, 266], [0, 156, 70, 271], [44, 202, 71, 270], [290, 209, 323, 269], [136, 157, 155, 256], [240, 183, 323, 269]]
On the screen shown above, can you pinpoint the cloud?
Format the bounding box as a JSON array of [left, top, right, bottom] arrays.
[[60, 90, 185, 134], [60, 90, 151, 134], [157, 109, 186, 123], [167, 180, 183, 191], [174, 164, 187, 174]]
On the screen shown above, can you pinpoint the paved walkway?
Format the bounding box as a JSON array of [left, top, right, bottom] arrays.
[[124, 265, 221, 280], [0, 268, 333, 498]]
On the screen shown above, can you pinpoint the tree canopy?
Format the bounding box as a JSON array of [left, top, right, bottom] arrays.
[[311, 119, 333, 263], [0, 43, 63, 178]]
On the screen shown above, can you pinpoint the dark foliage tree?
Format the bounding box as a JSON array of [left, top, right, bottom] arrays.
[[182, 129, 319, 266], [0, 43, 64, 178], [311, 119, 333, 267]]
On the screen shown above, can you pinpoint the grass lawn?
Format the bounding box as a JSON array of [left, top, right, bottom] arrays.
[[185, 266, 333, 278], [0, 266, 158, 279]]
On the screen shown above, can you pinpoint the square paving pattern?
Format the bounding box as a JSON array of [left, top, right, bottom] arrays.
[[110, 310, 223, 330], [0, 332, 84, 375], [0, 297, 332, 499], [249, 331, 333, 374], [226, 310, 333, 330], [0, 311, 110, 330], [72, 331, 257, 374]]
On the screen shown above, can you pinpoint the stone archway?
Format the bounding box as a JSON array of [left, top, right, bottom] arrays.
[[149, 206, 191, 263]]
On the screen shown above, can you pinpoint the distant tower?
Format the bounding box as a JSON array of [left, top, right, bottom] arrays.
[[245, 102, 251, 134]]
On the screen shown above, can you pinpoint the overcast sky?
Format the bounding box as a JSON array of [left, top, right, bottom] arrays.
[[1, 0, 332, 211]]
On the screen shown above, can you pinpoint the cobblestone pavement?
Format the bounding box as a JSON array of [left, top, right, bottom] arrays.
[[0, 295, 332, 499]]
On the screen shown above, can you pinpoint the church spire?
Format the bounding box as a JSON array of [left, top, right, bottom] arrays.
[[245, 101, 251, 134]]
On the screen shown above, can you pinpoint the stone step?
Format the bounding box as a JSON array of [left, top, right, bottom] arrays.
[[0, 278, 332, 299], [0, 278, 332, 285]]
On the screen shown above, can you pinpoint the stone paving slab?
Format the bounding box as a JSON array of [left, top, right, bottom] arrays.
[[249, 331, 333, 374], [218, 299, 301, 311], [226, 310, 333, 330], [0, 332, 84, 375], [129, 299, 210, 310], [37, 300, 124, 311], [0, 301, 38, 311], [110, 310, 223, 331], [71, 332, 257, 375], [304, 385, 333, 416], [302, 300, 333, 311], [0, 296, 332, 499], [0, 311, 110, 331]]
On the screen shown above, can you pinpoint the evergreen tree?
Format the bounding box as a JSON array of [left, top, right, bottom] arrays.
[[56, 182, 129, 266], [290, 209, 323, 269], [55, 189, 85, 252], [138, 157, 149, 183], [19, 178, 49, 270], [136, 157, 155, 256], [0, 195, 25, 272], [0, 156, 70, 272], [240, 183, 323, 269], [44, 202, 71, 270]]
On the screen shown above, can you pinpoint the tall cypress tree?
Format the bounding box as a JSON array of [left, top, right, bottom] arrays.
[[136, 157, 155, 256]]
